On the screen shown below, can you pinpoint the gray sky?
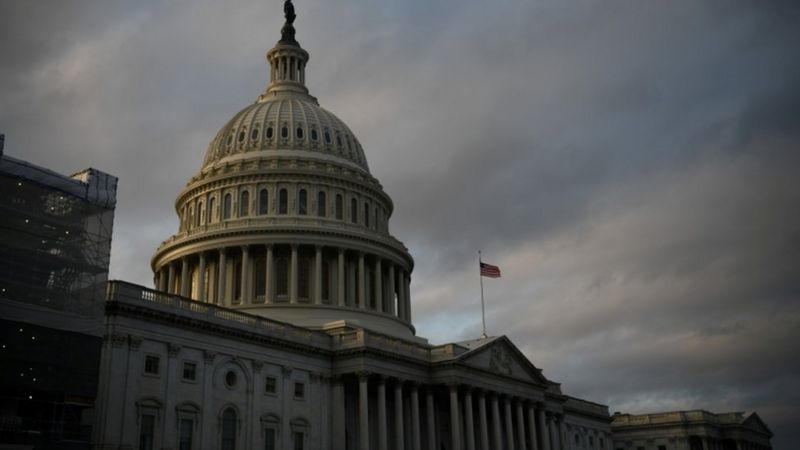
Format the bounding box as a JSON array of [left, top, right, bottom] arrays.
[[2, 0, 798, 447]]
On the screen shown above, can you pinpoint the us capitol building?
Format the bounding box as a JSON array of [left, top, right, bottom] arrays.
[[89, 3, 770, 450]]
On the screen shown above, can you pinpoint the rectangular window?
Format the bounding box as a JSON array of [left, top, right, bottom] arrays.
[[294, 381, 305, 399], [179, 419, 192, 450], [265, 428, 276, 450], [144, 355, 160, 375], [182, 362, 197, 381], [139, 414, 155, 450], [293, 431, 304, 450], [265, 376, 277, 394]]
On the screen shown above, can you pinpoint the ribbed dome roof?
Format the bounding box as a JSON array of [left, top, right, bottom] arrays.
[[201, 95, 369, 173]]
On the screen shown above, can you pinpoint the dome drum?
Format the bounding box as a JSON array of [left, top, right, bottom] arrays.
[[152, 242, 415, 338]]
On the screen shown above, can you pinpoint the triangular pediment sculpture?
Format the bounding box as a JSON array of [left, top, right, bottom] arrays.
[[456, 336, 549, 385], [742, 412, 773, 437]]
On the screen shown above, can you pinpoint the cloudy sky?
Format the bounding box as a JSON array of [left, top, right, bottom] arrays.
[[2, 0, 799, 447]]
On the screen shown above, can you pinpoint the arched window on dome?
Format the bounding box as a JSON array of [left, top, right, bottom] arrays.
[[298, 258, 310, 300], [258, 189, 269, 215], [324, 130, 331, 145], [238, 130, 246, 143], [296, 127, 304, 139], [364, 203, 370, 228], [374, 208, 379, 231], [266, 126, 274, 139], [335, 194, 343, 220], [298, 189, 307, 215], [221, 408, 237, 450], [196, 201, 203, 227], [239, 191, 249, 217], [223, 194, 232, 220], [317, 191, 326, 218], [281, 126, 289, 139], [276, 257, 289, 298], [251, 128, 259, 140], [350, 198, 358, 224], [311, 128, 318, 141], [278, 189, 288, 215], [208, 197, 216, 223]]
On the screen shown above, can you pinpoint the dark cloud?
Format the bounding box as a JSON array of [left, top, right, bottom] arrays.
[[2, 0, 798, 448]]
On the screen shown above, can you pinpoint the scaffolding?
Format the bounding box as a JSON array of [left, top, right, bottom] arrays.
[[0, 154, 117, 319], [0, 140, 117, 449]]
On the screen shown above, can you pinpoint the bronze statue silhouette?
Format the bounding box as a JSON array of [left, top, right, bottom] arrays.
[[280, 0, 297, 44]]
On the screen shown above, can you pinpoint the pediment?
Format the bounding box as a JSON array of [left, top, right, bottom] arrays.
[[742, 413, 773, 436], [457, 336, 548, 385]]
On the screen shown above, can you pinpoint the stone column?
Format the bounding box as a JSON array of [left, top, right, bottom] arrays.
[[527, 403, 539, 450], [388, 262, 396, 316], [557, 415, 565, 450], [377, 377, 388, 450], [359, 372, 370, 450], [265, 244, 273, 303], [180, 256, 190, 296], [290, 244, 298, 303], [337, 249, 346, 307], [449, 384, 462, 450], [548, 414, 558, 450], [167, 263, 176, 294], [217, 249, 226, 305], [398, 271, 407, 320], [158, 267, 167, 291], [404, 273, 412, 320], [477, 391, 489, 450], [394, 380, 405, 450], [516, 400, 527, 450], [240, 246, 249, 303], [504, 397, 516, 450], [332, 377, 346, 450], [464, 388, 476, 450], [537, 406, 549, 450], [411, 383, 422, 450], [314, 245, 323, 304], [491, 394, 503, 450], [358, 252, 366, 309], [374, 258, 383, 313], [426, 388, 436, 450], [197, 252, 207, 302]]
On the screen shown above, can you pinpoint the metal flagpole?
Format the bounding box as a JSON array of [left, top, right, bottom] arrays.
[[479, 250, 487, 338]]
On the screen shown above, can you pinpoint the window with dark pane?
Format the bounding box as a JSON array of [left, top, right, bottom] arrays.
[[335, 194, 343, 220], [239, 190, 249, 217], [279, 189, 288, 214], [298, 189, 307, 215], [317, 191, 326, 217], [221, 408, 236, 450], [223, 194, 232, 220], [259, 189, 269, 215]]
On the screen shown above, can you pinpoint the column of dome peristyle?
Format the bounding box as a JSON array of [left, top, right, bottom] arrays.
[[151, 9, 416, 339]]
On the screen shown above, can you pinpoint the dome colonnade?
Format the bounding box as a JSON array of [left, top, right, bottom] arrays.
[[151, 8, 415, 338]]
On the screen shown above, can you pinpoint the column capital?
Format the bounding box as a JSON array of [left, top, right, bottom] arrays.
[[315, 244, 323, 251], [356, 370, 372, 381]]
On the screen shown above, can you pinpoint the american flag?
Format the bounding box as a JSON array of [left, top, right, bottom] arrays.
[[480, 261, 501, 278]]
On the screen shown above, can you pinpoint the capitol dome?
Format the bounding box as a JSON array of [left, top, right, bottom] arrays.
[[151, 10, 416, 339]]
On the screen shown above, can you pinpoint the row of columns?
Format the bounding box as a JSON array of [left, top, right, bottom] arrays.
[[156, 245, 412, 321], [333, 374, 567, 450], [271, 54, 305, 84]]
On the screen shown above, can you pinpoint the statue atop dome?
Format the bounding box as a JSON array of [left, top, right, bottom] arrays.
[[280, 0, 298, 45]]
